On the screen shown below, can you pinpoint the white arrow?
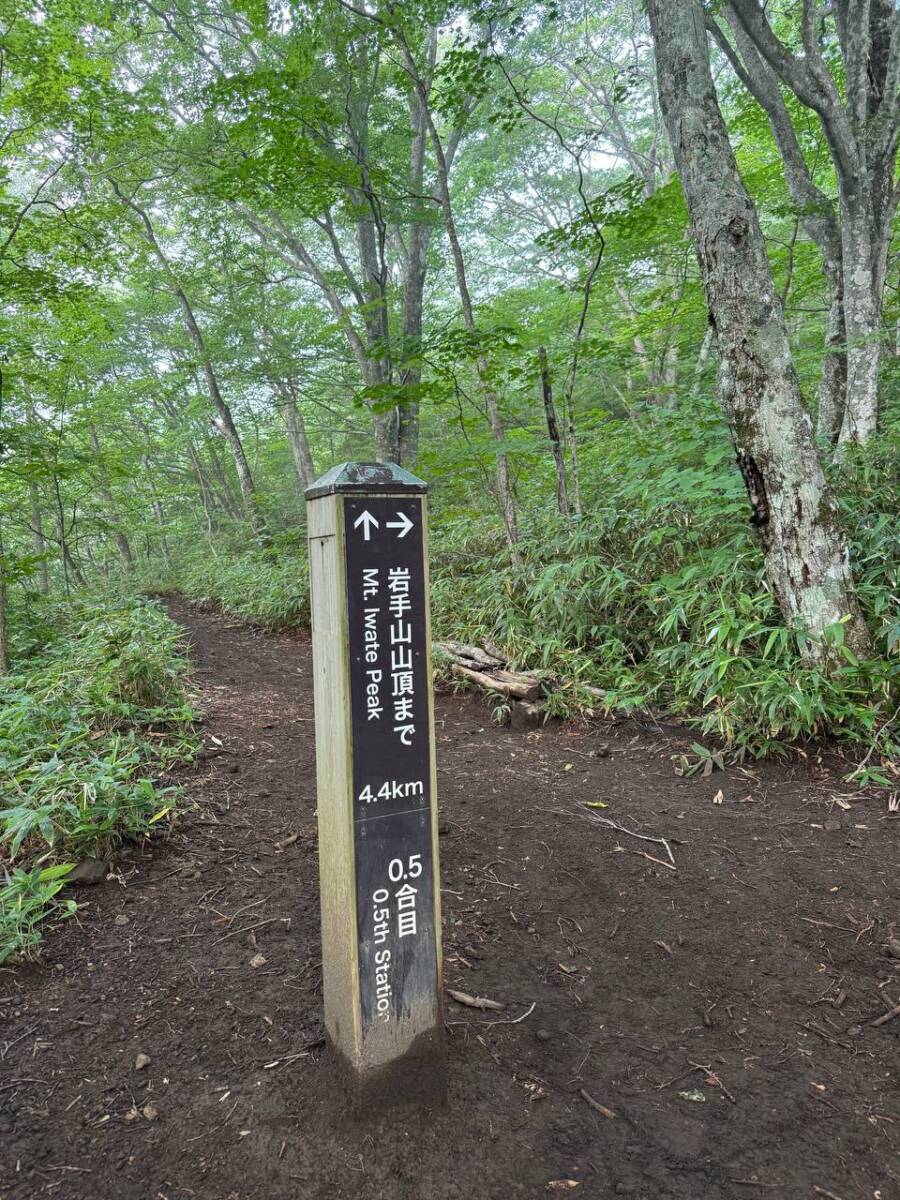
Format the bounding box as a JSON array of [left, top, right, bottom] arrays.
[[386, 511, 414, 538], [353, 510, 379, 541]]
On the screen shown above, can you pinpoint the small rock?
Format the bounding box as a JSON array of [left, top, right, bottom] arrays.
[[882, 937, 900, 960], [141, 1104, 158, 1121], [592, 745, 611, 759], [249, 953, 267, 969], [135, 1053, 151, 1071], [823, 816, 842, 833], [847, 1025, 863, 1037], [67, 860, 109, 886], [114, 914, 129, 926], [535, 1028, 552, 1043]]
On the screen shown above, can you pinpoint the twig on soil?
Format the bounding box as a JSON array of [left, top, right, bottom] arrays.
[[0, 1025, 37, 1061], [484, 1002, 537, 1028], [213, 916, 284, 945], [447, 988, 505, 1011], [221, 897, 267, 926], [726, 1181, 780, 1189], [688, 1060, 736, 1104], [579, 1089, 616, 1120], [262, 1037, 326, 1068], [871, 1003, 900, 1027], [632, 850, 676, 872], [551, 808, 677, 867], [799, 1021, 852, 1050], [799, 918, 857, 934], [813, 1188, 846, 1200]]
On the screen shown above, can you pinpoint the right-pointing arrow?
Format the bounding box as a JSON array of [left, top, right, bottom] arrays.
[[353, 510, 379, 541], [385, 511, 414, 538]]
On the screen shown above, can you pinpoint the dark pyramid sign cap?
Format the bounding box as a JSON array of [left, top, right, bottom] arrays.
[[305, 461, 428, 499]]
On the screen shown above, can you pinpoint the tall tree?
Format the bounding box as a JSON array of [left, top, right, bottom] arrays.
[[110, 183, 269, 544], [715, 1, 900, 449], [646, 0, 871, 659]]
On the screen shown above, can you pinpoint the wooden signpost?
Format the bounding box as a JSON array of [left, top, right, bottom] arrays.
[[305, 462, 444, 1102]]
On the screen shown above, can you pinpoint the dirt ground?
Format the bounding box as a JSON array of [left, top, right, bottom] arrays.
[[2, 600, 899, 1200]]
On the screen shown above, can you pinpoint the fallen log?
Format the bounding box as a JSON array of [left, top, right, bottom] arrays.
[[434, 640, 505, 669], [435, 639, 610, 714], [450, 663, 541, 702]]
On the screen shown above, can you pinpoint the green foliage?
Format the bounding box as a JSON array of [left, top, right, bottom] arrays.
[[0, 598, 197, 962], [430, 404, 899, 770], [145, 404, 898, 781], [157, 546, 311, 629], [0, 865, 76, 965]]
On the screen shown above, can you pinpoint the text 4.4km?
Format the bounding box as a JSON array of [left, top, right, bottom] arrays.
[[358, 779, 425, 804]]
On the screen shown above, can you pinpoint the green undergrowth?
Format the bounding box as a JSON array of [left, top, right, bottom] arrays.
[[135, 407, 898, 783], [0, 598, 198, 963], [429, 410, 898, 780], [148, 542, 311, 629]]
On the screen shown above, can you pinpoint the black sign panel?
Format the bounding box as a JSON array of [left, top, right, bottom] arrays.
[[344, 495, 438, 1041]]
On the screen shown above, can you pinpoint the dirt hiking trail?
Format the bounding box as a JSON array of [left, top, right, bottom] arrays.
[[2, 600, 898, 1200]]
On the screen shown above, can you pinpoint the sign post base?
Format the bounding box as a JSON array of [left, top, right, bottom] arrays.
[[327, 1028, 447, 1115]]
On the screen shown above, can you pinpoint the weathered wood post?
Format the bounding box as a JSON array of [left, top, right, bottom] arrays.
[[305, 462, 444, 1103]]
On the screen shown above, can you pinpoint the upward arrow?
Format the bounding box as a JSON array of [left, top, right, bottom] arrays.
[[353, 510, 379, 541]]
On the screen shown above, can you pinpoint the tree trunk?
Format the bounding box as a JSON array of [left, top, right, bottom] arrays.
[[53, 501, 85, 592], [648, 0, 871, 660], [112, 529, 134, 570], [153, 502, 172, 569], [837, 195, 882, 448], [372, 409, 399, 464], [112, 182, 268, 543], [538, 347, 569, 517], [398, 232, 425, 467], [691, 324, 716, 396], [279, 388, 316, 490], [0, 514, 10, 674], [29, 481, 50, 594], [89, 428, 134, 570], [407, 65, 519, 556], [202, 435, 245, 521], [190, 323, 267, 540], [712, 9, 850, 443], [817, 257, 848, 445], [397, 46, 434, 468], [614, 281, 667, 405], [723, 0, 900, 450], [344, 37, 400, 464]]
